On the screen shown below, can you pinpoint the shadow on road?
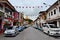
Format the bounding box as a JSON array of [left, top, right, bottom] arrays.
[[52, 36, 60, 39], [33, 27, 60, 39]]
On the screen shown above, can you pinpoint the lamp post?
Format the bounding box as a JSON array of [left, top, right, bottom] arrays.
[[43, 3, 51, 7]]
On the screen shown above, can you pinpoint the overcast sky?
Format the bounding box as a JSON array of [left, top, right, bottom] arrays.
[[8, 0, 57, 21]]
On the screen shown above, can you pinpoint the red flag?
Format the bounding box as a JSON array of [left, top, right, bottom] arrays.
[[16, 6, 18, 8], [19, 6, 21, 8], [22, 6, 24, 8], [33, 6, 34, 8], [26, 6, 28, 8], [41, 6, 43, 8], [38, 6, 40, 8], [29, 6, 31, 8]]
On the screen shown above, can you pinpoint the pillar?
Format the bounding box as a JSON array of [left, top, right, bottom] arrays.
[[57, 21, 59, 27]]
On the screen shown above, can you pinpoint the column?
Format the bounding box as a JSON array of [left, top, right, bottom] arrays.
[[3, 4, 5, 12], [1, 4, 5, 31], [57, 21, 59, 27], [11, 12, 14, 26]]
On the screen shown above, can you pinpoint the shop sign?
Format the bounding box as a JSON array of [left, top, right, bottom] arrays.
[[4, 19, 9, 22], [4, 13, 7, 17]]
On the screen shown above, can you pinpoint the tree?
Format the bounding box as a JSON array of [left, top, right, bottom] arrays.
[[24, 19, 33, 24]]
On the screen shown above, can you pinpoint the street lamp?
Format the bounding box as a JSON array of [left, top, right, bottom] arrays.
[[43, 3, 51, 7]]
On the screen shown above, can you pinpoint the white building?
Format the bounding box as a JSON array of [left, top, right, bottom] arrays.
[[46, 0, 60, 27]]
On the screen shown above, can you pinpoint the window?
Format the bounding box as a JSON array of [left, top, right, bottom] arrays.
[[49, 25, 58, 28], [59, 7, 60, 12], [49, 13, 50, 16], [7, 27, 13, 29], [43, 25, 49, 28], [54, 9, 56, 14], [0, 6, 3, 10], [5, 8, 9, 13], [10, 12, 12, 15], [51, 11, 53, 15]]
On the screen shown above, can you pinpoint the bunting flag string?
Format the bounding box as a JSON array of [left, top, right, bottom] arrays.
[[15, 6, 42, 8]]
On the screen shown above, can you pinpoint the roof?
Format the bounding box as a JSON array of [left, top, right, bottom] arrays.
[[39, 11, 46, 14], [0, 0, 8, 1], [46, 1, 58, 12], [39, 1, 58, 14], [0, 0, 16, 11]]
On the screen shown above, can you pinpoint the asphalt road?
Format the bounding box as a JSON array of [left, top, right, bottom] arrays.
[[0, 27, 60, 40]]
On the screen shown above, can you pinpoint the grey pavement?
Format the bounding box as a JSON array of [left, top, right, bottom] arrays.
[[0, 27, 60, 40]]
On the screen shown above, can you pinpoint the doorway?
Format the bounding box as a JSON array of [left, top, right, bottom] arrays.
[[48, 21, 57, 26], [0, 19, 2, 31]]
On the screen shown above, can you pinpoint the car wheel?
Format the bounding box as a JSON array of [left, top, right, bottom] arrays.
[[48, 31, 50, 34], [43, 30, 46, 33], [48, 31, 51, 36], [13, 32, 16, 36]]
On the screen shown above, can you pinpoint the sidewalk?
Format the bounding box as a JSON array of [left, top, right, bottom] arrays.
[[0, 30, 4, 40], [0, 29, 4, 34]]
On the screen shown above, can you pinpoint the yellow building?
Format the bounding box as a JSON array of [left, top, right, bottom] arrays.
[[19, 12, 24, 26], [25, 15, 29, 19], [39, 11, 47, 26]]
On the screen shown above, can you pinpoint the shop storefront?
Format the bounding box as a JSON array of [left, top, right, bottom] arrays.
[[47, 21, 57, 26], [0, 11, 4, 34], [2, 17, 13, 32], [46, 19, 60, 27]]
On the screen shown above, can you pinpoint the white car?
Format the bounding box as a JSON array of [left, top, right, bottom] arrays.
[[4, 26, 19, 36], [42, 24, 60, 36]]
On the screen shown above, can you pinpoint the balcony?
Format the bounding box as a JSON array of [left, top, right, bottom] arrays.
[[46, 13, 60, 21]]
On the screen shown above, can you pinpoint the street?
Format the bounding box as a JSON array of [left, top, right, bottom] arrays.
[[0, 27, 60, 40], [0, 0, 60, 40]]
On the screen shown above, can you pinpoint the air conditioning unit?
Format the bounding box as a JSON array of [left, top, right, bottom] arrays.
[[7, 12, 10, 16], [4, 13, 7, 17]]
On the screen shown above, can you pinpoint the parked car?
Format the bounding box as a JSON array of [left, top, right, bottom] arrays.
[[42, 24, 60, 36], [33, 27, 38, 29], [17, 26, 24, 32], [38, 26, 43, 31], [4, 26, 19, 36]]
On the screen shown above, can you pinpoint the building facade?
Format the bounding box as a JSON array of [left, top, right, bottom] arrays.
[[46, 1, 60, 27], [39, 0, 60, 27], [19, 12, 24, 26], [39, 11, 47, 27], [13, 12, 19, 26], [0, 0, 16, 34]]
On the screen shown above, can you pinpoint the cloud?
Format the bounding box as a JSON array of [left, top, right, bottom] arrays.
[[9, 0, 57, 20]]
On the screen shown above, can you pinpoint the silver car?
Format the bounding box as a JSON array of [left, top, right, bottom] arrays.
[[4, 26, 19, 36]]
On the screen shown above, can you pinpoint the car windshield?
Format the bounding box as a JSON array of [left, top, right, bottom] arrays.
[[49, 25, 58, 28], [7, 27, 13, 29]]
